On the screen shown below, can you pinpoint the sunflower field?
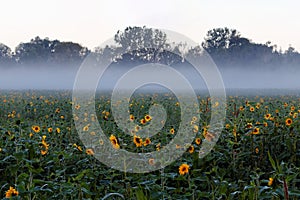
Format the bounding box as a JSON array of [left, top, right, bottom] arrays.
[[0, 90, 299, 199]]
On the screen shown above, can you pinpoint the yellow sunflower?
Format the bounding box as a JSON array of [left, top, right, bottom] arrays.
[[109, 135, 120, 149], [140, 118, 146, 125], [252, 127, 260, 135], [148, 158, 155, 165], [143, 138, 151, 146], [188, 145, 194, 153], [264, 113, 271, 120], [170, 128, 175, 134], [195, 138, 201, 145], [285, 118, 292, 126], [144, 114, 152, 122], [86, 148, 94, 155], [133, 135, 143, 147], [179, 163, 190, 175], [47, 127, 53, 133], [129, 114, 135, 121], [32, 125, 41, 133], [5, 186, 19, 198], [268, 177, 274, 186]]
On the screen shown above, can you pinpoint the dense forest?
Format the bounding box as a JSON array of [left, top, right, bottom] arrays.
[[0, 26, 299, 69]]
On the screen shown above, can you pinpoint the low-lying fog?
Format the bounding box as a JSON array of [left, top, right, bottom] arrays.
[[0, 65, 299, 92]]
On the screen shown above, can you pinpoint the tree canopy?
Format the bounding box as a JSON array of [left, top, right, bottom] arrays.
[[0, 26, 299, 69]]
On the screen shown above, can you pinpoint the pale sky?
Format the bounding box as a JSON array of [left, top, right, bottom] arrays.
[[0, 0, 299, 51]]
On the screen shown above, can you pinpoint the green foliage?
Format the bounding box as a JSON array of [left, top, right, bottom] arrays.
[[0, 91, 299, 199]]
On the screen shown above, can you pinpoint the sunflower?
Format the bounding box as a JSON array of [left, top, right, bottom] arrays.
[[135, 125, 141, 132], [188, 145, 194, 153], [41, 136, 49, 155], [140, 118, 146, 125], [75, 104, 81, 110], [249, 107, 255, 112], [83, 125, 89, 131], [156, 143, 161, 151], [133, 135, 143, 147], [170, 128, 175, 134], [129, 114, 135, 121], [143, 138, 151, 146], [285, 118, 292, 126], [109, 135, 120, 149], [256, 103, 260, 109], [252, 127, 260, 135], [290, 106, 295, 111], [41, 150, 48, 155], [5, 186, 19, 198], [148, 158, 155, 165], [144, 114, 152, 122], [225, 124, 230, 129], [293, 113, 298, 118], [193, 125, 199, 133], [263, 122, 268, 127], [86, 148, 94, 155], [32, 125, 41, 133], [268, 178, 274, 186], [56, 127, 61, 133], [264, 113, 271, 120], [202, 127, 208, 137], [179, 163, 189, 175], [192, 116, 197, 122], [205, 131, 216, 142], [55, 108, 60, 113], [195, 138, 201, 145], [255, 147, 259, 154], [239, 106, 244, 111], [47, 127, 53, 133], [77, 146, 83, 152], [246, 123, 253, 129]]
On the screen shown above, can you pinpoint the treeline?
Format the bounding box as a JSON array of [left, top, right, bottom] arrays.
[[0, 26, 299, 69]]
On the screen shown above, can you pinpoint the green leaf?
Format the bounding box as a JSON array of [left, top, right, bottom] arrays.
[[268, 151, 277, 171]]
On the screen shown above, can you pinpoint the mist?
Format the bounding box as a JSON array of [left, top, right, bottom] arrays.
[[0, 64, 299, 93]]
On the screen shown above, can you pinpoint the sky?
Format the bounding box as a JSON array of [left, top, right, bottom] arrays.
[[0, 0, 299, 51]]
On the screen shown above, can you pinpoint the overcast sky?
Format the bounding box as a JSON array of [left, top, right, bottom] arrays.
[[0, 0, 299, 51]]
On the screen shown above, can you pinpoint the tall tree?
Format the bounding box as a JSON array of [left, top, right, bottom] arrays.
[[0, 43, 13, 67], [51, 41, 89, 65], [14, 37, 89, 67], [14, 36, 54, 66], [114, 26, 169, 63]]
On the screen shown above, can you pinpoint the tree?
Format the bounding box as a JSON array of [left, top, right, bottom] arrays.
[[14, 36, 54, 66], [14, 37, 89, 67], [0, 43, 13, 67], [51, 41, 89, 65], [202, 27, 241, 54], [114, 26, 169, 63]]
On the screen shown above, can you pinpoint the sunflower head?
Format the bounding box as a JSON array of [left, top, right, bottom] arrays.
[[143, 138, 151, 146], [252, 127, 260, 135], [188, 145, 194, 153], [86, 148, 94, 155], [109, 135, 120, 149], [32, 125, 41, 133], [5, 186, 19, 198], [195, 138, 201, 145], [179, 163, 190, 175], [170, 128, 175, 134], [133, 135, 143, 147], [285, 118, 293, 126], [144, 114, 152, 122]]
